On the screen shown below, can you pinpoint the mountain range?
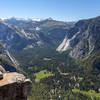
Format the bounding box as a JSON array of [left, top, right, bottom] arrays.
[[0, 16, 100, 100], [0, 16, 100, 59], [0, 17, 71, 50]]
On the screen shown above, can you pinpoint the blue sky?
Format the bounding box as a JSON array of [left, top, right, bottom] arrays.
[[0, 0, 100, 21]]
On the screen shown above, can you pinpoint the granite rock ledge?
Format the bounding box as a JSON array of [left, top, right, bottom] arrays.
[[0, 70, 32, 100]]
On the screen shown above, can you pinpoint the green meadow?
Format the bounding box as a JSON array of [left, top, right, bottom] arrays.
[[73, 89, 100, 100], [34, 70, 53, 82]]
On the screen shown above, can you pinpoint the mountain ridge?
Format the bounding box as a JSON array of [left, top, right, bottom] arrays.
[[57, 16, 100, 59], [0, 17, 71, 51]]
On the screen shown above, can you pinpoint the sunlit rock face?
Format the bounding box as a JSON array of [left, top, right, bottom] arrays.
[[0, 71, 32, 100], [56, 36, 70, 52]]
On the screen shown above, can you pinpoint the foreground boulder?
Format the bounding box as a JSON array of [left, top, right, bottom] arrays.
[[0, 72, 32, 100]]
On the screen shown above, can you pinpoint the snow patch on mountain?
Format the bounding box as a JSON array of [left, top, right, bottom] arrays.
[[24, 45, 34, 50], [36, 27, 41, 31], [0, 17, 45, 22]]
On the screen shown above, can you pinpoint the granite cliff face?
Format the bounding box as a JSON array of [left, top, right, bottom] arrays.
[[57, 16, 100, 59]]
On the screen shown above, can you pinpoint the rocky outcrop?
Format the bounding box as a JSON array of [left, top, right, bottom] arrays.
[[0, 69, 32, 100], [0, 80, 31, 100]]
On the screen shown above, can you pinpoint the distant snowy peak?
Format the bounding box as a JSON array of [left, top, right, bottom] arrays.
[[0, 18, 8, 20], [32, 18, 44, 22], [0, 17, 54, 22]]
